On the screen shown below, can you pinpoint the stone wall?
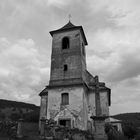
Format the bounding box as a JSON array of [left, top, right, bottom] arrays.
[[49, 29, 86, 86], [100, 92, 109, 116]]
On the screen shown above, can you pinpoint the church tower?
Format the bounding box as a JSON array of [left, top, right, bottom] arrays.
[[39, 21, 111, 139], [49, 21, 87, 86]]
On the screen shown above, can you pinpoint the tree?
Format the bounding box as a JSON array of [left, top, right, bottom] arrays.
[[0, 112, 5, 120], [10, 113, 20, 121], [122, 122, 137, 139]]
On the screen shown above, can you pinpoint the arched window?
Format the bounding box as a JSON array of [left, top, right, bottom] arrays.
[[61, 93, 69, 105], [62, 37, 69, 49]]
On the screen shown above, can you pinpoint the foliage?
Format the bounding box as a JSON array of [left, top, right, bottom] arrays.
[[10, 113, 21, 121], [0, 120, 17, 139], [44, 120, 94, 140], [0, 121, 39, 140], [113, 113, 140, 128], [122, 122, 137, 139], [23, 110, 39, 122], [0, 99, 40, 123], [0, 112, 5, 120], [105, 123, 128, 140], [0, 99, 39, 109]]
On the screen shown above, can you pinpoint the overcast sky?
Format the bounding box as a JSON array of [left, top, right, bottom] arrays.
[[0, 0, 140, 115]]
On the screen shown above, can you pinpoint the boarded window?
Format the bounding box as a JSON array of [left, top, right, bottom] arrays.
[[61, 93, 69, 105], [62, 37, 69, 49]]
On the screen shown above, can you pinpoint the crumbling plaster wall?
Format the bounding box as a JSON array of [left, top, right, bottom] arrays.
[[100, 92, 109, 116], [47, 86, 88, 130]]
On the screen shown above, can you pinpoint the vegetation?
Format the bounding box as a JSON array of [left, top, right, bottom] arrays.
[[23, 110, 39, 122], [0, 99, 38, 109], [122, 122, 137, 139], [0, 99, 140, 139], [105, 123, 129, 140], [42, 119, 94, 140], [0, 121, 39, 140], [0, 99, 40, 122], [113, 113, 140, 128], [113, 113, 140, 140]]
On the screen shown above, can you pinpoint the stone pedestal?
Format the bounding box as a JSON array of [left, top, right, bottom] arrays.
[[91, 116, 108, 140], [40, 117, 46, 138], [94, 120, 107, 140], [17, 118, 24, 138]]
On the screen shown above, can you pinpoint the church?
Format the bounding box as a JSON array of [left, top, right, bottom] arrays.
[[39, 21, 111, 139]]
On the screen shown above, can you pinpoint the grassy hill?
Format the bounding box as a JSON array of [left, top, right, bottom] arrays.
[[113, 113, 140, 128], [0, 99, 39, 109], [0, 99, 40, 122]]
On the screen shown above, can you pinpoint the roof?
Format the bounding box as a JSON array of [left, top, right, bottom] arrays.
[[109, 117, 122, 123], [60, 21, 75, 29], [39, 88, 48, 96], [49, 21, 88, 45]]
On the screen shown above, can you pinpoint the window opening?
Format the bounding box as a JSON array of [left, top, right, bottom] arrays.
[[61, 93, 69, 105], [64, 64, 68, 71], [62, 37, 69, 49], [59, 119, 71, 127]]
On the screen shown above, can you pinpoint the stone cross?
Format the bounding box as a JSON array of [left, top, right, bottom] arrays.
[[95, 75, 101, 116]]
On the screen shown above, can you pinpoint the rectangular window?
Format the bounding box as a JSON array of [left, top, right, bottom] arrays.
[[64, 64, 68, 71], [61, 93, 69, 105], [59, 119, 71, 127]]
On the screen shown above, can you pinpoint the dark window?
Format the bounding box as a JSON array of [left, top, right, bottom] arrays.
[[61, 93, 69, 105], [62, 37, 69, 49], [59, 119, 71, 127], [64, 64, 68, 71]]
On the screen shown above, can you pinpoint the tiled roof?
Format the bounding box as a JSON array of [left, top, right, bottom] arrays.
[[60, 21, 76, 29]]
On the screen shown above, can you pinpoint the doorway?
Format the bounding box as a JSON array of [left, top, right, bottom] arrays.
[[59, 119, 71, 127]]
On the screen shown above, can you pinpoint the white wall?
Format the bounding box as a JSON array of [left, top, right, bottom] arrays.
[[47, 86, 88, 130], [100, 92, 109, 116], [88, 91, 96, 117]]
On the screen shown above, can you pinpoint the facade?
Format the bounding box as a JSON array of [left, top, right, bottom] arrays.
[[39, 21, 111, 138]]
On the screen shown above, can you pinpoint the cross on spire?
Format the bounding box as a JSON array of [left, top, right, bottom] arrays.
[[68, 14, 72, 22]]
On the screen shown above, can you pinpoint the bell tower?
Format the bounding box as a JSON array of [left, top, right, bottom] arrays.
[[49, 21, 88, 86]]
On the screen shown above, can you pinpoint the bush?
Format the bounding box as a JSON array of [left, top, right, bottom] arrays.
[[105, 123, 128, 140], [44, 123, 94, 140], [122, 122, 137, 139], [23, 110, 39, 122]]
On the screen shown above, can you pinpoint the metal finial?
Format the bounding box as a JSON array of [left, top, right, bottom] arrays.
[[68, 14, 72, 22]]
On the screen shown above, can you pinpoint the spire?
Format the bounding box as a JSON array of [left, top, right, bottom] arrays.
[[60, 21, 75, 30], [49, 20, 88, 45]]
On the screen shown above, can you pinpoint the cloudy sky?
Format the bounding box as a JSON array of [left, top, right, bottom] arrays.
[[0, 0, 140, 115]]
